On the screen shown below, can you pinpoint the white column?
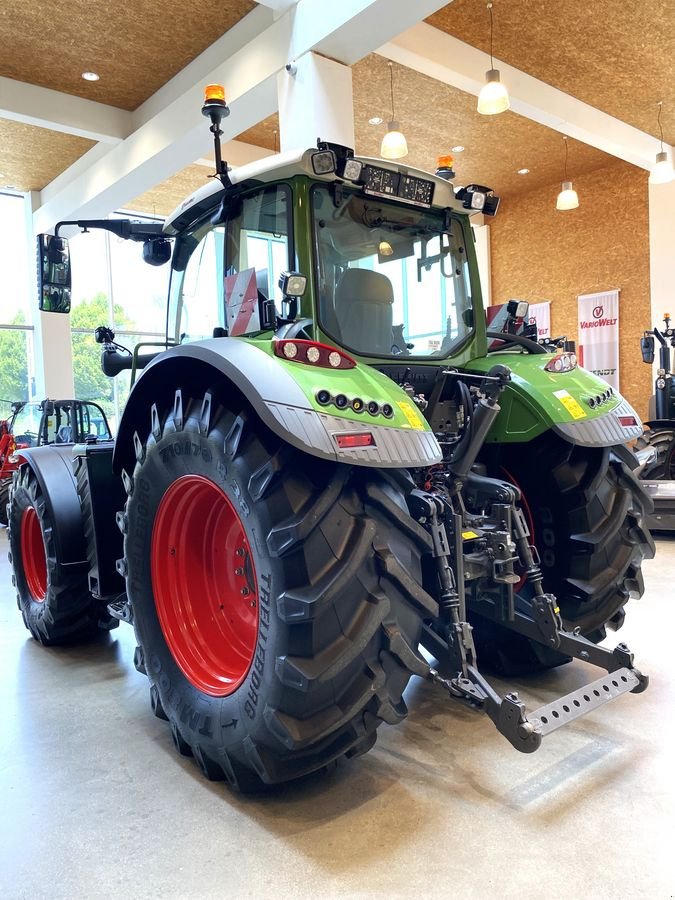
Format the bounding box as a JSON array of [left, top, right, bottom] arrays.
[[277, 51, 355, 152], [25, 192, 75, 399], [649, 181, 675, 327]]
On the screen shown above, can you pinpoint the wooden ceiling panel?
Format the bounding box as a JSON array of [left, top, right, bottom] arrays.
[[427, 0, 675, 145], [0, 118, 95, 192], [237, 55, 618, 200], [0, 0, 255, 110]]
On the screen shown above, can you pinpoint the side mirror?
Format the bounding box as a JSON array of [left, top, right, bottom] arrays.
[[37, 234, 71, 313], [641, 335, 655, 364]]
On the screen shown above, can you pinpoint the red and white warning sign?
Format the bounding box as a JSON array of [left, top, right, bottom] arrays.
[[577, 289, 620, 390], [224, 268, 259, 336]]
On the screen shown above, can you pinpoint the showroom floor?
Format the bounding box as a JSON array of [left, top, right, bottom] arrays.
[[0, 527, 673, 900]]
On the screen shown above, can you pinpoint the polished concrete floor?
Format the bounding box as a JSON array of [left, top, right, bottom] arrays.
[[0, 526, 673, 900]]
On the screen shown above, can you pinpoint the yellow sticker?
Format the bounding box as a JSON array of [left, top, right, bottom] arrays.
[[553, 389, 587, 420], [462, 530, 479, 540], [397, 401, 425, 430]]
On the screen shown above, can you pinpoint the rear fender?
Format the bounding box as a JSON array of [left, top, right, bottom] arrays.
[[467, 353, 644, 447], [113, 339, 442, 476]]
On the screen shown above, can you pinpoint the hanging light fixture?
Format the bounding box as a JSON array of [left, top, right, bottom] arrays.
[[381, 62, 408, 159], [649, 102, 675, 185], [556, 137, 579, 210], [477, 2, 510, 116]]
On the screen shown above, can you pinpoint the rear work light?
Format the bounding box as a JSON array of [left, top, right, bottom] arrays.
[[544, 352, 578, 373], [274, 339, 356, 369], [335, 433, 375, 449]]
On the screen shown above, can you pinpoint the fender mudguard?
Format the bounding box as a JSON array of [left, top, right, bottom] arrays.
[[16, 446, 88, 567], [112, 339, 442, 476], [466, 353, 644, 447]]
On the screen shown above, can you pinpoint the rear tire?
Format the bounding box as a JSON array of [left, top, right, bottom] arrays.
[[122, 388, 436, 791], [8, 466, 112, 645], [496, 433, 654, 638], [474, 434, 654, 674]]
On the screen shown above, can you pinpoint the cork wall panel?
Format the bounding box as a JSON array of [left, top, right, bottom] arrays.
[[489, 160, 652, 418], [428, 0, 675, 145], [0, 117, 95, 192], [0, 0, 255, 111], [237, 55, 615, 198]]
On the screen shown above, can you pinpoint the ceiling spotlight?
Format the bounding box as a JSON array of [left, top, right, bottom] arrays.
[[477, 3, 510, 116], [381, 62, 408, 159], [556, 137, 579, 210], [81, 71, 100, 82], [369, 116, 383, 126], [517, 168, 530, 175], [649, 102, 675, 185], [451, 145, 465, 153]]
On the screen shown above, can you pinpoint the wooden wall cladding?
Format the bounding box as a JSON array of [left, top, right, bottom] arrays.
[[489, 160, 652, 419]]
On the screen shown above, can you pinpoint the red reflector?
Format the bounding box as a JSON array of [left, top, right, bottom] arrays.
[[618, 415, 637, 427], [335, 433, 375, 449]]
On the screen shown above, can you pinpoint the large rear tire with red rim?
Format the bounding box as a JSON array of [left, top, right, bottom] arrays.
[[8, 466, 108, 645], [121, 388, 435, 791]]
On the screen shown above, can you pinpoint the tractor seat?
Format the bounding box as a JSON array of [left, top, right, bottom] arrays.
[[55, 425, 73, 443], [334, 268, 394, 355]]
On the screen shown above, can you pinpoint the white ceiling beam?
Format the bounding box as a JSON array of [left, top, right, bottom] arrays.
[[0, 76, 131, 143], [34, 0, 451, 232], [194, 140, 275, 168], [378, 22, 669, 172], [293, 0, 450, 66], [255, 0, 297, 11]]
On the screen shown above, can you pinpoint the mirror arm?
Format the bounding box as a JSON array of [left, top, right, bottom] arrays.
[[55, 220, 164, 242]]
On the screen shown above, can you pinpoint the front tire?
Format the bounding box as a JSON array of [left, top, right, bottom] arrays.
[[8, 466, 113, 644], [122, 388, 435, 790]]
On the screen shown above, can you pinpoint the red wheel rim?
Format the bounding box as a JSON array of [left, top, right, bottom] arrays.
[[21, 506, 47, 602], [151, 475, 259, 697]]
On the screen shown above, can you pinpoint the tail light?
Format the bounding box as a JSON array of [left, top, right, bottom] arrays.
[[335, 433, 375, 449], [274, 339, 356, 369], [544, 352, 578, 373]]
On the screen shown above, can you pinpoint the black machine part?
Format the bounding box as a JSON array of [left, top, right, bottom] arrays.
[[406, 366, 649, 753]]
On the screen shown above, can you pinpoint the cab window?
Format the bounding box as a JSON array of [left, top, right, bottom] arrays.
[[169, 185, 292, 344]]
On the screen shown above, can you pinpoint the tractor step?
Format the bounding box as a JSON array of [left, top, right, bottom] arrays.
[[428, 659, 646, 754], [526, 666, 640, 737]]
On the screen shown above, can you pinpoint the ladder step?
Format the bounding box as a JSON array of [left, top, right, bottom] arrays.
[[529, 667, 639, 736]]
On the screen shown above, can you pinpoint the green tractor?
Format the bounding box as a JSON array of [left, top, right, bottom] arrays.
[[7, 88, 654, 791]]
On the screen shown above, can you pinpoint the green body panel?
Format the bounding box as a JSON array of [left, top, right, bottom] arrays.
[[244, 336, 430, 433], [466, 353, 625, 442]]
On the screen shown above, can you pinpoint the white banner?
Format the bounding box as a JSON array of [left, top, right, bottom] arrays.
[[577, 289, 620, 389], [528, 301, 551, 340]]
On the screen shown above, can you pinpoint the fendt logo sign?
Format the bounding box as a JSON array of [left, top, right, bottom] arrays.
[[580, 304, 617, 329]]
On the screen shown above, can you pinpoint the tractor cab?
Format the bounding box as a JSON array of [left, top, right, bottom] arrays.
[[162, 144, 494, 374]]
